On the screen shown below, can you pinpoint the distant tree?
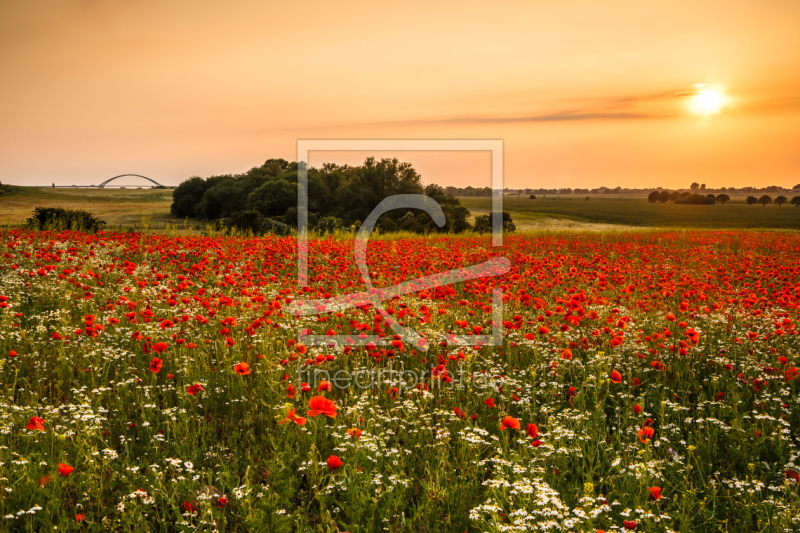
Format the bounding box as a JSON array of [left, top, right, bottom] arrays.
[[669, 191, 679, 202], [716, 194, 730, 205], [473, 212, 515, 233], [529, 194, 536, 199], [700, 183, 706, 190], [791, 196, 800, 207], [647, 191, 660, 203], [675, 193, 715, 205], [658, 191, 671, 203], [758, 195, 773, 207], [794, 184, 800, 190], [690, 182, 700, 191], [775, 195, 787, 207], [746, 196, 758, 206]]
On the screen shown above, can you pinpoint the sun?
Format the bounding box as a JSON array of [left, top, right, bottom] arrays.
[[689, 84, 728, 115]]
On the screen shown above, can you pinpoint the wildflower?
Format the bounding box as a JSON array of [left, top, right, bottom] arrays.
[[648, 486, 661, 500], [531, 439, 543, 447], [500, 416, 520, 431], [317, 380, 331, 392], [307, 396, 336, 418], [526, 423, 538, 439], [561, 348, 572, 360], [483, 398, 496, 408], [58, 463, 74, 477], [217, 496, 228, 508], [8, 350, 16, 358], [26, 416, 46, 432], [611, 370, 623, 384], [149, 357, 163, 373], [75, 514, 85, 522], [187, 384, 204, 396], [637, 426, 654, 443], [327, 455, 343, 470], [152, 342, 169, 354], [234, 362, 251, 375], [634, 404, 642, 414], [183, 501, 197, 514], [278, 408, 306, 426], [623, 520, 637, 530], [347, 428, 362, 440]]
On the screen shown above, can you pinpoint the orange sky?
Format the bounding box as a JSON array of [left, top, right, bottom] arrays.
[[1, 0, 799, 189]]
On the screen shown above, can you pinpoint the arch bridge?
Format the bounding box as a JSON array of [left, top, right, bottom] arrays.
[[97, 174, 164, 188]]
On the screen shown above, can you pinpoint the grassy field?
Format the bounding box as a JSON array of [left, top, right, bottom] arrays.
[[0, 187, 201, 230], [461, 195, 800, 230], [3, 187, 799, 233]]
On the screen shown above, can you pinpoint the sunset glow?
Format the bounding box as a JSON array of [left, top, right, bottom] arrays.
[[689, 85, 729, 115], [0, 1, 798, 189]]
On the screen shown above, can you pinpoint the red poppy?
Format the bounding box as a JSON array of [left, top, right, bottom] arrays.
[[308, 396, 337, 418], [26, 416, 46, 432], [278, 408, 306, 426], [484, 398, 496, 408], [187, 384, 204, 395], [152, 342, 169, 354], [347, 428, 362, 440], [623, 520, 637, 530], [234, 362, 251, 375], [637, 426, 655, 443], [58, 463, 74, 477], [317, 380, 331, 392], [526, 423, 538, 439], [561, 348, 572, 360], [531, 439, 543, 447], [150, 357, 163, 373], [327, 455, 343, 470], [75, 514, 85, 522], [183, 501, 197, 514], [8, 350, 16, 358], [648, 486, 661, 500], [217, 496, 229, 508], [500, 416, 520, 431], [634, 404, 642, 414], [611, 370, 623, 384]]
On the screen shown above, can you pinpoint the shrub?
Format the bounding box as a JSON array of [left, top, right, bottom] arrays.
[[474, 211, 515, 233], [26, 207, 106, 232], [674, 193, 715, 205]]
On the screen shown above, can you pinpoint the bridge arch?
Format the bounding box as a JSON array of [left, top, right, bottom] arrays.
[[97, 174, 164, 188]]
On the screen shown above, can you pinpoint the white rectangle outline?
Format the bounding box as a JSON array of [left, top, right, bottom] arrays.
[[296, 139, 504, 347]]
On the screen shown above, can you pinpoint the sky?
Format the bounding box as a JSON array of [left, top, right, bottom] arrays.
[[1, 0, 799, 189]]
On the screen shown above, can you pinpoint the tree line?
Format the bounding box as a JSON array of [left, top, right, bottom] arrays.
[[171, 158, 514, 234], [648, 190, 800, 206]]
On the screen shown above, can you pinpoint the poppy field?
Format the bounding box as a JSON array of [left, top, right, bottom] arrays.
[[1, 228, 799, 532]]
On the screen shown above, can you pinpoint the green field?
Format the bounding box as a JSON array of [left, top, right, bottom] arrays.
[[0, 187, 202, 230], [2, 187, 799, 233], [461, 195, 800, 230]]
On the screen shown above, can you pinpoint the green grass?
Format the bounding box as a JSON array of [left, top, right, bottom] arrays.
[[461, 196, 800, 229], [0, 187, 203, 231]]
